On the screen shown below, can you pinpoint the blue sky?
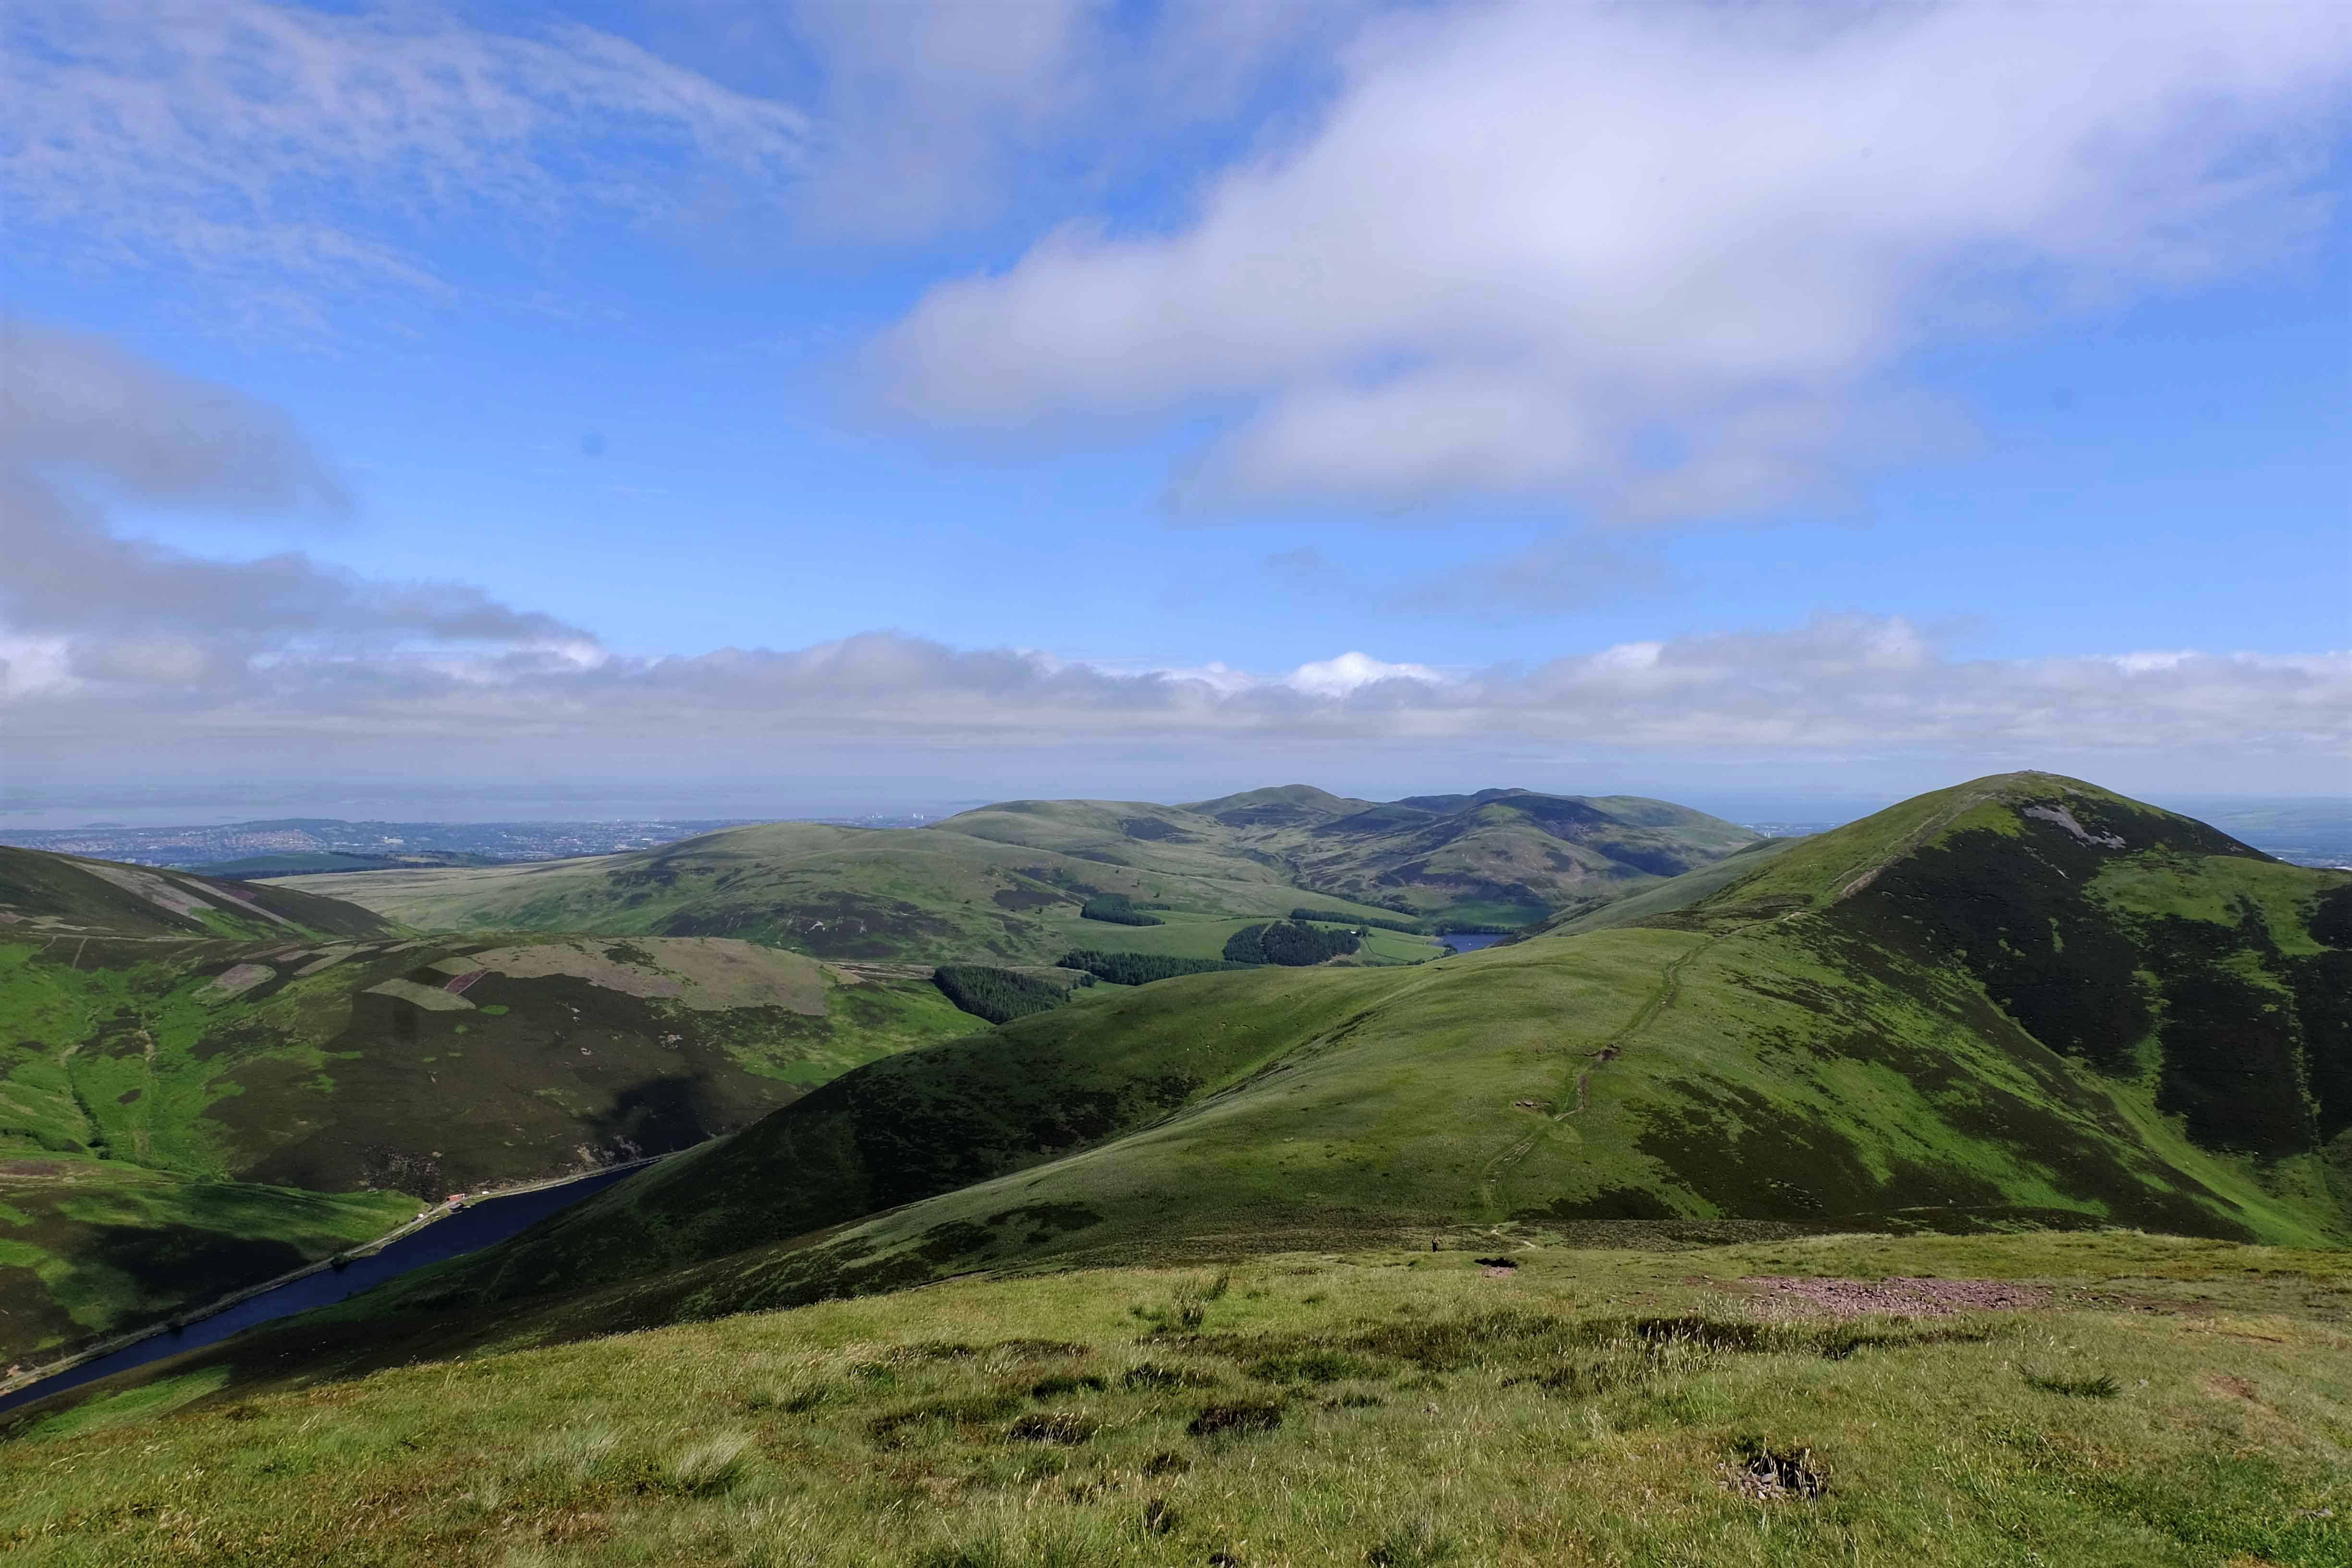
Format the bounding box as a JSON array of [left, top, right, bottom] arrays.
[[2, 1, 2347, 817]]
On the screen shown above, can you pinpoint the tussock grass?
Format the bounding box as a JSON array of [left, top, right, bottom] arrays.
[[2023, 1368, 2124, 1398], [3, 1233, 2347, 1566]]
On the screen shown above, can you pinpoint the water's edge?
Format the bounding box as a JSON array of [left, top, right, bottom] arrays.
[[0, 1159, 658, 1419], [1433, 931, 1509, 954]]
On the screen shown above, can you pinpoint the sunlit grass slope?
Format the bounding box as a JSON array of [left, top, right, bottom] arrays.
[[1524, 835, 1801, 937], [5, 1234, 2348, 1567]]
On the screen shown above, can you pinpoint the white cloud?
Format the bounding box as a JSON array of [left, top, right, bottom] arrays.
[[0, 323, 594, 693], [771, 0, 1378, 242], [873, 0, 2352, 520], [1282, 651, 1445, 698], [9, 610, 2343, 778], [2, 1, 805, 309], [1, 0, 1375, 314], [3, 321, 2335, 773]]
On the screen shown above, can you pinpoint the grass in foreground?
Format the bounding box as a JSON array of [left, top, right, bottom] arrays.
[[4, 1231, 2346, 1566]]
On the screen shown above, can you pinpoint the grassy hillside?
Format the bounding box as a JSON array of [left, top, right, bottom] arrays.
[[0, 846, 396, 942], [271, 787, 1763, 959], [960, 788, 1764, 925], [6, 1233, 2348, 1567], [1522, 836, 1802, 937], [266, 822, 1385, 967], [0, 877, 979, 1361], [267, 772, 2349, 1364]]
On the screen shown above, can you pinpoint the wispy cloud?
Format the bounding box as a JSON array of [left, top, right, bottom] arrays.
[[874, 0, 2352, 522], [3, 1, 806, 314], [761, 0, 1375, 242]]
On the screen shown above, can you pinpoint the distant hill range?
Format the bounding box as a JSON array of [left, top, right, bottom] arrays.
[[265, 786, 1769, 962], [276, 772, 2348, 1370]]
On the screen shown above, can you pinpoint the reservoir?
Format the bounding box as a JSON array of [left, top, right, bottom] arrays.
[[1435, 931, 1510, 954], [0, 1164, 638, 1419]]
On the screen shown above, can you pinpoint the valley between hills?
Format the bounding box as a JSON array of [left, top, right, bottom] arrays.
[[2, 772, 2348, 1567]]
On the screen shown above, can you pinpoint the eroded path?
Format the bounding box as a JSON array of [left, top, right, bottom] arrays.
[[1476, 912, 1797, 1219]]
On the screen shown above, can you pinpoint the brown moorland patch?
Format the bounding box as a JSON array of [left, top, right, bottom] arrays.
[[1740, 1276, 2052, 1318]]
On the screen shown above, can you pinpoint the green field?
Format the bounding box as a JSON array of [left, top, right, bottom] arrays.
[[5, 1232, 2347, 1567]]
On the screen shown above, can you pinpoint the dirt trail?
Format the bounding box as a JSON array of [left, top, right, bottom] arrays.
[[1829, 786, 1999, 900], [1476, 931, 1711, 1213], [1475, 909, 1797, 1218]]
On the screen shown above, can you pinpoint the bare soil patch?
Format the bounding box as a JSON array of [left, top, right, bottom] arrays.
[[2201, 1372, 2258, 1401]]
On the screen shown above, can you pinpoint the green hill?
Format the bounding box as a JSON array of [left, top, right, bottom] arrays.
[[0, 845, 397, 942], [960, 787, 1763, 925], [262, 821, 1367, 966], [1182, 782, 1372, 828], [9, 775, 2352, 1568], [183, 773, 2346, 1378], [0, 846, 979, 1361], [1521, 835, 1803, 937], [267, 787, 1764, 957]]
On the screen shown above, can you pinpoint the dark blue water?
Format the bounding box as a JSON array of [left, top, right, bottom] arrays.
[[0, 1166, 637, 1417], [1435, 932, 1509, 954]]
